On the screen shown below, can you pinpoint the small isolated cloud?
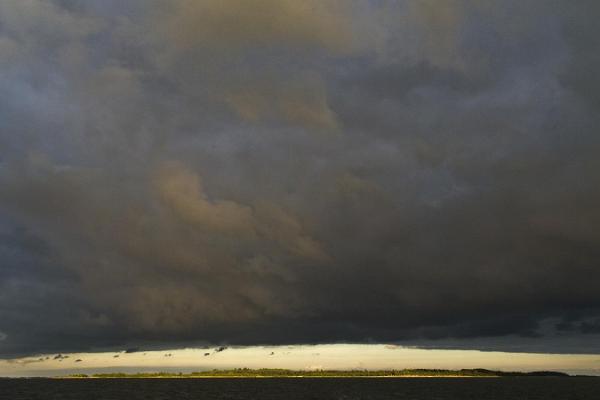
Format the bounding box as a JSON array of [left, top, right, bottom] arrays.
[[124, 348, 139, 354]]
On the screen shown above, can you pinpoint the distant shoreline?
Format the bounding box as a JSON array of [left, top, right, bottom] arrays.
[[58, 375, 498, 379], [53, 368, 581, 379]]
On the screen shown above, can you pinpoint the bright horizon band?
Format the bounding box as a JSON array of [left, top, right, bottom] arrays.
[[2, 345, 599, 377]]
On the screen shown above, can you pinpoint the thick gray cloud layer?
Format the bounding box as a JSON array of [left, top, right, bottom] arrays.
[[1, 0, 600, 356]]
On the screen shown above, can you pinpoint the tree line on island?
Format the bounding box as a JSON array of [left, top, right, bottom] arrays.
[[65, 368, 572, 378]]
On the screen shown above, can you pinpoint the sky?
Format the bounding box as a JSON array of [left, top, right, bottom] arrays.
[[2, 345, 600, 377], [1, 0, 600, 374]]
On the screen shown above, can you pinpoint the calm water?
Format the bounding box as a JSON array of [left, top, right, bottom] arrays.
[[1, 377, 599, 399]]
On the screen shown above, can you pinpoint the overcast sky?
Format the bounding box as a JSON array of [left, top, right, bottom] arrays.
[[1, 0, 600, 361]]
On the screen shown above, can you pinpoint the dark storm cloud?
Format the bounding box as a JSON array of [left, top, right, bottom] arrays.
[[1, 0, 600, 357]]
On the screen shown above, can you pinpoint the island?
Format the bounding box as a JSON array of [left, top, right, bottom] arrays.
[[63, 368, 573, 378]]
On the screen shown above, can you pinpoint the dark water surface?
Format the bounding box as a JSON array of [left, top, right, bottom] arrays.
[[1, 377, 599, 400]]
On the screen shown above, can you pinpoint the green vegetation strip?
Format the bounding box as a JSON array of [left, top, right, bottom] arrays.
[[64, 368, 570, 378]]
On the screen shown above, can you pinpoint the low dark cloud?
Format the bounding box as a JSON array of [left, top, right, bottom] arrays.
[[1, 0, 600, 357], [124, 348, 139, 354]]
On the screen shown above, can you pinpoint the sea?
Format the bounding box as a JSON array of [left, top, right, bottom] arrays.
[[1, 377, 599, 399]]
